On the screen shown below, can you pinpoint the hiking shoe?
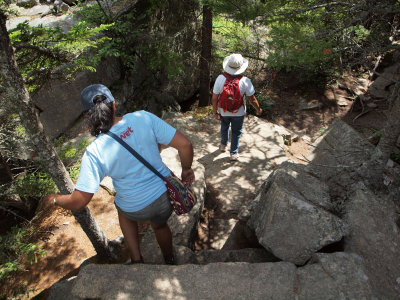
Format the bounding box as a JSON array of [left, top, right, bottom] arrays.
[[219, 144, 227, 152], [230, 153, 239, 161]]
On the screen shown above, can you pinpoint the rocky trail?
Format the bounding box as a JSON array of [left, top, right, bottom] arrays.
[[43, 110, 400, 299]]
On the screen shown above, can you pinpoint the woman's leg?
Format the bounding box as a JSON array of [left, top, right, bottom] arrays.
[[150, 221, 174, 263], [117, 210, 142, 262]]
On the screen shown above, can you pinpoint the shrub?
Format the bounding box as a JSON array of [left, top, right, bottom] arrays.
[[15, 171, 57, 199], [0, 226, 46, 281], [247, 93, 273, 116]]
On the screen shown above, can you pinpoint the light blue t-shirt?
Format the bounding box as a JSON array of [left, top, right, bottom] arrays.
[[75, 110, 176, 212]]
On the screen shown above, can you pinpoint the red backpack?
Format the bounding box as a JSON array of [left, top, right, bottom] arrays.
[[218, 73, 244, 113]]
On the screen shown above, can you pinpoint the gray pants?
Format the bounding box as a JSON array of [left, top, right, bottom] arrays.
[[115, 192, 172, 225]]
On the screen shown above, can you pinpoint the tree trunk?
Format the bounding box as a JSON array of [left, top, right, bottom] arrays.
[[198, 4, 212, 107], [0, 12, 119, 261]]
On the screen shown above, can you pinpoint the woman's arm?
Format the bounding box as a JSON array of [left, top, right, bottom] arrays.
[[42, 189, 94, 211], [168, 131, 195, 186]]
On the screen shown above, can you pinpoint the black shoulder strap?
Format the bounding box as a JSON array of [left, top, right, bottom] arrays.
[[104, 131, 165, 180]]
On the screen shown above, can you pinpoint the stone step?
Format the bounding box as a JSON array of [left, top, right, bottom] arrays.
[[47, 252, 373, 300]]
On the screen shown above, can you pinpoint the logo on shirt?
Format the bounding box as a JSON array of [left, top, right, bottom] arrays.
[[120, 127, 133, 139]]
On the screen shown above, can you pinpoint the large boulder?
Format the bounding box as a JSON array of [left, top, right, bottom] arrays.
[[369, 64, 400, 99], [297, 252, 373, 299], [344, 182, 400, 298], [306, 120, 374, 183], [33, 57, 121, 139], [248, 163, 348, 265]]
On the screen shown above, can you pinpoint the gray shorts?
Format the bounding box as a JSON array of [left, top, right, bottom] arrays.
[[115, 192, 172, 225]]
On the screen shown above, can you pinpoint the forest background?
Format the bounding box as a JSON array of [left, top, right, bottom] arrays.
[[0, 0, 400, 298]]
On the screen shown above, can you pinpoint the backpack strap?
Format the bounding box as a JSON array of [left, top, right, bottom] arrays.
[[222, 72, 244, 81], [105, 131, 165, 180]]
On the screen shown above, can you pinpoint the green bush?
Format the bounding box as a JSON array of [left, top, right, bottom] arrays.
[[15, 171, 57, 199], [247, 93, 273, 116], [264, 21, 336, 81], [390, 152, 400, 164], [0, 226, 46, 281], [57, 139, 89, 167]]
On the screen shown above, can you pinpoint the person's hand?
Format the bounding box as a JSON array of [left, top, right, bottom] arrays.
[[38, 194, 58, 211], [181, 168, 195, 187], [214, 113, 221, 121], [256, 108, 263, 116]]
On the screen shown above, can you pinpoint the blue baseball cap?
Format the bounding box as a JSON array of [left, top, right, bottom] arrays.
[[80, 84, 115, 111]]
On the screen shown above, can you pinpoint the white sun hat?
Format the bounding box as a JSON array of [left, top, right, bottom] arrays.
[[223, 53, 249, 75]]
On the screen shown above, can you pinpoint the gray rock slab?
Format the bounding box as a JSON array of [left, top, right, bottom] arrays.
[[34, 57, 121, 139], [71, 262, 297, 299], [47, 276, 79, 300], [6, 16, 31, 30], [21, 4, 52, 16], [297, 252, 374, 299], [248, 179, 348, 265], [209, 218, 237, 249], [222, 220, 262, 250], [369, 65, 399, 99], [28, 13, 77, 32], [195, 248, 279, 264], [306, 120, 374, 182], [261, 161, 333, 211], [344, 182, 400, 299]]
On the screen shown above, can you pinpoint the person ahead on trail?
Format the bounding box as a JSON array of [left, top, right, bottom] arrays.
[[42, 84, 195, 265], [211, 53, 263, 161]]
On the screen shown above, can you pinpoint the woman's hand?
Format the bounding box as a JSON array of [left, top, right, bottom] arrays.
[[38, 194, 59, 211], [181, 168, 195, 187]]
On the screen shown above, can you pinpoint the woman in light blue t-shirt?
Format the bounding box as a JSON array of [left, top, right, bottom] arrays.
[[43, 84, 195, 265]]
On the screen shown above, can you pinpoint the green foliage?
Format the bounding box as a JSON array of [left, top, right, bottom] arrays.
[[265, 21, 336, 79], [247, 93, 272, 116], [12, 137, 89, 200], [15, 171, 57, 199], [9, 19, 112, 91], [68, 162, 81, 182], [209, 0, 397, 83], [192, 105, 214, 120], [77, 1, 184, 78], [57, 138, 89, 162], [390, 152, 400, 164], [319, 127, 328, 135], [55, 137, 89, 180], [0, 226, 46, 281], [213, 16, 253, 57]]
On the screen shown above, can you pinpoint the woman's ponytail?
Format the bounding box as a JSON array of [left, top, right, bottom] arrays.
[[86, 95, 114, 136]]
